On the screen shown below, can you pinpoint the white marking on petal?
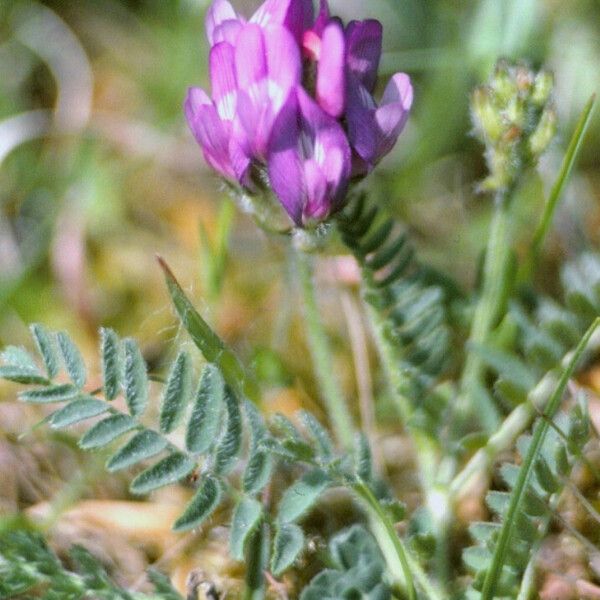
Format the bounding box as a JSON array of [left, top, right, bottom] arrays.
[[217, 91, 237, 120]]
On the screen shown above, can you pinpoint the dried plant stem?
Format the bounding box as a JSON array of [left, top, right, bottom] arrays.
[[296, 251, 355, 449], [341, 291, 381, 469]]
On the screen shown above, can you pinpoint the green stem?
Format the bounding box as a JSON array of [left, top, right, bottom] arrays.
[[457, 192, 514, 431], [296, 251, 355, 449], [366, 303, 451, 590], [352, 481, 417, 600], [520, 94, 596, 283]]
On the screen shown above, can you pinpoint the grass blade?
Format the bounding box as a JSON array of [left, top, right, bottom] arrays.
[[523, 94, 596, 280]]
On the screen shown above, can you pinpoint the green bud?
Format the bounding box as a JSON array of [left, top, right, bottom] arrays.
[[470, 60, 557, 194], [491, 60, 517, 103], [471, 87, 504, 141], [515, 64, 534, 94], [529, 107, 557, 158], [504, 96, 526, 129], [532, 71, 554, 108]]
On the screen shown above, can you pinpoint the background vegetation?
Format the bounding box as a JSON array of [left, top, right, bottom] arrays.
[[1, 0, 600, 597]]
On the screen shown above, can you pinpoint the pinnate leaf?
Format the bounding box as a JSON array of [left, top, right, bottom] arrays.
[[299, 411, 333, 459], [278, 469, 330, 524], [0, 346, 46, 384], [100, 328, 121, 401], [79, 414, 137, 450], [57, 332, 86, 388], [213, 386, 242, 475], [19, 384, 78, 404], [243, 450, 273, 495], [30, 324, 59, 378]]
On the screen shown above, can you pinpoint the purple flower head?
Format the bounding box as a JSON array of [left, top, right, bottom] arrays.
[[187, 0, 413, 228], [268, 88, 351, 226]]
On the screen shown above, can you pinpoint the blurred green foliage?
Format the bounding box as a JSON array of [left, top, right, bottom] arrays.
[[0, 0, 599, 404]]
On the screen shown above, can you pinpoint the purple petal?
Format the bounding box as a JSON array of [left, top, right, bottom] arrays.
[[212, 20, 244, 45], [234, 25, 267, 89], [297, 88, 350, 176], [236, 86, 269, 156], [374, 73, 413, 158], [312, 0, 331, 35], [345, 79, 378, 164], [346, 19, 383, 92], [235, 25, 300, 157], [185, 86, 212, 123], [316, 20, 346, 118], [264, 25, 302, 100], [228, 125, 252, 184], [251, 0, 313, 42], [381, 72, 413, 110], [303, 159, 329, 221], [267, 91, 305, 225], [209, 42, 237, 120], [185, 87, 236, 180], [297, 88, 351, 216], [237, 25, 302, 158], [206, 0, 241, 45]]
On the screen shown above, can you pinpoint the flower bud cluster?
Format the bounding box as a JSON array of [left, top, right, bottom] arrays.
[[471, 60, 556, 194], [186, 0, 413, 228]]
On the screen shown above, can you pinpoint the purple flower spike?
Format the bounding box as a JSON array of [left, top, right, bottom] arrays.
[[189, 0, 414, 227], [268, 89, 351, 226], [346, 72, 413, 172]]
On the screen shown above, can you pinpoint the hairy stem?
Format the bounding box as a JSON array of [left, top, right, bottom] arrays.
[[365, 303, 452, 588], [456, 192, 514, 431], [296, 251, 355, 449]]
